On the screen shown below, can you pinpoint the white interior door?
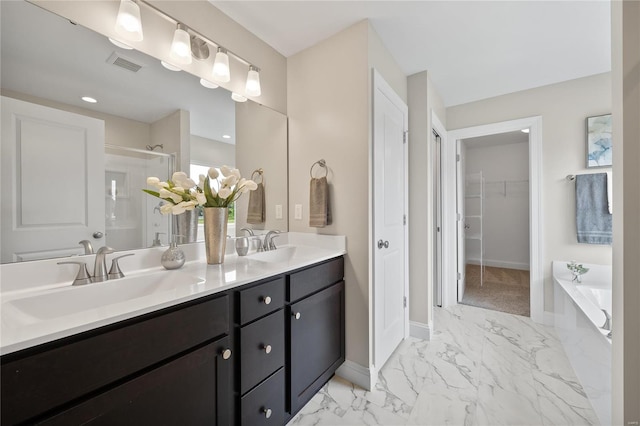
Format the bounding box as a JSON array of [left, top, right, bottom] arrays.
[[456, 140, 466, 301], [373, 70, 408, 371], [1, 96, 105, 262]]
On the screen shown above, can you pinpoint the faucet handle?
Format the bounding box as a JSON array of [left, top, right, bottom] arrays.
[[78, 240, 94, 255], [108, 253, 134, 280], [58, 261, 93, 286]]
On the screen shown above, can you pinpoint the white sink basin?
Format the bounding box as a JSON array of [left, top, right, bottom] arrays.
[[247, 246, 297, 263], [6, 271, 205, 321]]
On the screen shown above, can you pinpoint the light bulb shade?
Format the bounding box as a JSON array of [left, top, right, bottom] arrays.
[[170, 24, 192, 65], [231, 92, 247, 102], [200, 78, 219, 89], [245, 66, 261, 97], [115, 0, 143, 42], [212, 48, 230, 83]]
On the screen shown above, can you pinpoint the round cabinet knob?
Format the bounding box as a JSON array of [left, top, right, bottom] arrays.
[[292, 312, 301, 320], [93, 231, 104, 239], [263, 408, 272, 419], [222, 348, 232, 360], [263, 296, 272, 305], [262, 344, 272, 354]]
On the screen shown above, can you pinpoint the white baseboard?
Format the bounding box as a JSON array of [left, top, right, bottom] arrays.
[[466, 258, 530, 271], [543, 311, 557, 326], [335, 360, 374, 391], [409, 321, 431, 340]]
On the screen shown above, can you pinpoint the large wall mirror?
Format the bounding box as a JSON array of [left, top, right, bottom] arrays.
[[0, 0, 288, 264]]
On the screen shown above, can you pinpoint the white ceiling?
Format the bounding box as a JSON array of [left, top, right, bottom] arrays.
[[464, 130, 529, 149], [212, 0, 611, 106]]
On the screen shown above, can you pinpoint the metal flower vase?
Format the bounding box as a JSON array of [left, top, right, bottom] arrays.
[[174, 208, 199, 244], [203, 207, 228, 264]]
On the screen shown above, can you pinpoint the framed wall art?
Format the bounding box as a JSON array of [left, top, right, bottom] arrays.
[[586, 113, 612, 168]]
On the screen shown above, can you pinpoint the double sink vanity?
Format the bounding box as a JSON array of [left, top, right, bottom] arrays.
[[1, 233, 346, 425]]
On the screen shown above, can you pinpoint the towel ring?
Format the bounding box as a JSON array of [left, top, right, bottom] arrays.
[[310, 159, 328, 179], [251, 168, 264, 184]]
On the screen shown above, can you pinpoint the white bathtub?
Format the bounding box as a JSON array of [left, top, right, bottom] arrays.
[[553, 261, 611, 426]]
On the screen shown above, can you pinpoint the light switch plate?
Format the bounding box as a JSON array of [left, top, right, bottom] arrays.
[[294, 204, 302, 220], [275, 204, 283, 219]]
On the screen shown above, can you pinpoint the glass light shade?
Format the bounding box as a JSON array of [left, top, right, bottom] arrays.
[[115, 0, 143, 42], [108, 37, 133, 50], [245, 66, 261, 97], [231, 92, 247, 103], [212, 48, 230, 83], [200, 79, 219, 89], [161, 61, 181, 71], [170, 24, 192, 65]]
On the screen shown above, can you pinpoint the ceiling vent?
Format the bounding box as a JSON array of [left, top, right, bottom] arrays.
[[106, 52, 143, 73]]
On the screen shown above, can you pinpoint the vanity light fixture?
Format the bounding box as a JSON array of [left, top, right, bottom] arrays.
[[160, 60, 181, 71], [521, 128, 530, 133], [108, 37, 134, 50], [222, 134, 231, 139], [231, 92, 247, 103], [81, 96, 98, 103], [212, 47, 231, 83], [200, 79, 219, 89], [245, 65, 261, 97], [114, 0, 143, 42], [170, 23, 192, 65]]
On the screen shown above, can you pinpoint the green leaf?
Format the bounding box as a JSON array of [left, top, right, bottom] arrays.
[[142, 189, 160, 198]]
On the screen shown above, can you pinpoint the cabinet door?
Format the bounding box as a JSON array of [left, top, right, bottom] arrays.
[[39, 337, 234, 426], [289, 281, 345, 414]]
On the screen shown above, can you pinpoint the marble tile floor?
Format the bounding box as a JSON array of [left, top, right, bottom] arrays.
[[288, 304, 599, 426]]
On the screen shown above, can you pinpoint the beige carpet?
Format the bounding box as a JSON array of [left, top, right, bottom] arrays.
[[460, 264, 530, 317]]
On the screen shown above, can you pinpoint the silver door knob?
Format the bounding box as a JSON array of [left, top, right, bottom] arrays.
[[263, 408, 272, 419], [222, 348, 232, 360], [263, 296, 272, 305], [93, 231, 104, 239], [292, 312, 301, 320], [262, 344, 272, 354], [377, 240, 389, 249]]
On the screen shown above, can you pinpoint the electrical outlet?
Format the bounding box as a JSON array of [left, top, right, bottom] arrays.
[[295, 204, 302, 220], [275, 204, 283, 219]]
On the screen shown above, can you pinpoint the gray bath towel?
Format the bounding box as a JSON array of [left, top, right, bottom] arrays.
[[309, 177, 332, 227], [247, 182, 265, 224], [576, 173, 612, 245]]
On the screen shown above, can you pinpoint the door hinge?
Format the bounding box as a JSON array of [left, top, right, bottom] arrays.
[[457, 213, 462, 221], [403, 131, 408, 144], [456, 154, 461, 162], [403, 296, 407, 308], [403, 214, 407, 225], [457, 272, 462, 280]]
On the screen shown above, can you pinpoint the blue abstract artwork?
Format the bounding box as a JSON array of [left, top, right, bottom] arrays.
[[586, 114, 612, 168]]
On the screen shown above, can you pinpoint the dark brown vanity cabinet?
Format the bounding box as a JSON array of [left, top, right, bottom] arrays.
[[287, 257, 345, 415], [1, 293, 234, 425]]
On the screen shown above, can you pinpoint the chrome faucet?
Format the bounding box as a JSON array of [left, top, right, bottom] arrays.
[[78, 240, 94, 255], [240, 227, 255, 236], [93, 246, 115, 282], [262, 230, 281, 251]]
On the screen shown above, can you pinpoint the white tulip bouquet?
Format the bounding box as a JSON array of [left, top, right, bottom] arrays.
[[144, 166, 258, 215]]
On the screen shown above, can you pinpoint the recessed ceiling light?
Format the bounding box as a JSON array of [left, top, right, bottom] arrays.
[[81, 96, 98, 103], [521, 128, 530, 133], [160, 60, 181, 71], [222, 134, 231, 139], [200, 78, 219, 89], [108, 37, 133, 50]]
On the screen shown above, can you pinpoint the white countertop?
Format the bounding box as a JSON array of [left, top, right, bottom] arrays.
[[0, 233, 346, 356]]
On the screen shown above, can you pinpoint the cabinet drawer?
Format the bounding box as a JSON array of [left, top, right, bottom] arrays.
[[39, 337, 233, 426], [288, 257, 344, 302], [239, 277, 285, 325], [240, 310, 285, 394], [241, 368, 285, 426], [1, 294, 229, 425]]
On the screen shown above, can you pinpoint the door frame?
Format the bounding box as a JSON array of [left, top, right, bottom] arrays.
[[371, 69, 409, 379], [444, 116, 544, 323]]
